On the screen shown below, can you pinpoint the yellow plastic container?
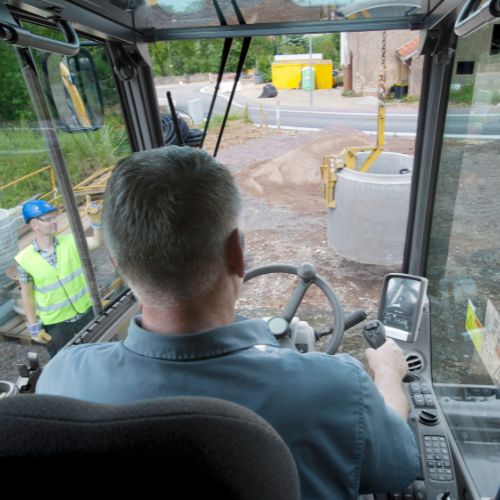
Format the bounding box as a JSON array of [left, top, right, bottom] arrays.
[[271, 60, 333, 89]]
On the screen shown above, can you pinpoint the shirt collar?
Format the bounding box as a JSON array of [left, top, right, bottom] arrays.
[[123, 316, 279, 360], [32, 236, 58, 253]]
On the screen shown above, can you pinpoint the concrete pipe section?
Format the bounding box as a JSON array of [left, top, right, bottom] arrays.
[[327, 152, 413, 265]]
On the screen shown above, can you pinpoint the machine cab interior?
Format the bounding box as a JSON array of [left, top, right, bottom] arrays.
[[0, 1, 499, 498]]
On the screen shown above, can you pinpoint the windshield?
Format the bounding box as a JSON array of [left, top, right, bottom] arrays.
[[426, 21, 500, 498], [148, 30, 420, 358]]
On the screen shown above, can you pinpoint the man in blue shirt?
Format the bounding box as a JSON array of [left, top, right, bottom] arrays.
[[37, 146, 420, 499]]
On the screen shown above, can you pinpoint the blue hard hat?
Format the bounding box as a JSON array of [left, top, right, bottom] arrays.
[[22, 200, 57, 224]]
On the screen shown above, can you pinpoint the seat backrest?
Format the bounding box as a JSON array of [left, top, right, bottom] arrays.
[[0, 394, 300, 498]]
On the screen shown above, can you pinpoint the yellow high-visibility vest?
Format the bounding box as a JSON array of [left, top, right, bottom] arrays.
[[15, 235, 91, 325]]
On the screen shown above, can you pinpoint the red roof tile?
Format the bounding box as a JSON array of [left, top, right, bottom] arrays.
[[397, 35, 420, 61]]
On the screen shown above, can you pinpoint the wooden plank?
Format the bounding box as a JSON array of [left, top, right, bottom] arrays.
[[0, 313, 32, 345], [0, 330, 32, 346], [18, 334, 32, 346], [11, 322, 26, 335], [0, 315, 23, 334]]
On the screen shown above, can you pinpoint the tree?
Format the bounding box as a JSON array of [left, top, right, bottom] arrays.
[[312, 34, 340, 67], [279, 34, 308, 55], [150, 42, 170, 76], [246, 37, 275, 81], [0, 43, 36, 122]]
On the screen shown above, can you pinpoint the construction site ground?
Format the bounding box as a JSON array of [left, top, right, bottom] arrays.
[[209, 122, 414, 354], [0, 110, 416, 384]]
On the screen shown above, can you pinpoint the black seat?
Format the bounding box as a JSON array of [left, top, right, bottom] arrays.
[[0, 394, 300, 498]]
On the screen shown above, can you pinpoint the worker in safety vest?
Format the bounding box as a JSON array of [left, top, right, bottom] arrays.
[[15, 198, 102, 357]]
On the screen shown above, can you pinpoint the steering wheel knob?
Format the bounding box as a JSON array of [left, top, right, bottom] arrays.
[[267, 316, 289, 338], [297, 263, 316, 281]]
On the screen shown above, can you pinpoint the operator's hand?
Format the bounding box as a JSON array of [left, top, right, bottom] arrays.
[[26, 321, 52, 345], [365, 338, 407, 381], [85, 195, 103, 229]]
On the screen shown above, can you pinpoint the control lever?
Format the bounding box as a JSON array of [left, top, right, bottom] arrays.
[[363, 319, 386, 349], [437, 492, 452, 500], [15, 352, 41, 393], [316, 309, 367, 339]]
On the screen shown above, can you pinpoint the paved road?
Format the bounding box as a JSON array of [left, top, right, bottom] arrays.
[[157, 83, 500, 138]]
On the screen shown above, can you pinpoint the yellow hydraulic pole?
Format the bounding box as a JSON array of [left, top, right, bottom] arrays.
[[358, 99, 385, 173], [59, 61, 92, 128], [356, 31, 387, 173], [320, 32, 388, 206]]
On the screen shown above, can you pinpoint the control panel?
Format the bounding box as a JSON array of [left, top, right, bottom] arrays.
[[380, 375, 459, 499], [422, 436, 454, 483], [372, 274, 458, 498], [400, 376, 458, 500]]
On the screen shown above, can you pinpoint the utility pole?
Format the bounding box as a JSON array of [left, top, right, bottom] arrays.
[[309, 34, 313, 108]]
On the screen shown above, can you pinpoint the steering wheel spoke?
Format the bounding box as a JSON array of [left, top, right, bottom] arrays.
[[282, 279, 313, 321]]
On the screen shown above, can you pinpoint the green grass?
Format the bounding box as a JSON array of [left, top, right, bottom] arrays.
[[449, 84, 500, 106], [208, 108, 251, 128], [449, 84, 474, 104], [403, 95, 420, 103], [0, 113, 129, 208]]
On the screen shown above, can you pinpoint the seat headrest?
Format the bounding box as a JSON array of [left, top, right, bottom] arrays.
[[0, 394, 300, 499]]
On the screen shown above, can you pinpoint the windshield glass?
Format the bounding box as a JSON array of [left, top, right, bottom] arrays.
[[426, 21, 500, 499], [148, 29, 420, 359]]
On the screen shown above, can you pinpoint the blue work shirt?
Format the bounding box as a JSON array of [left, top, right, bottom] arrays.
[[37, 317, 420, 498]]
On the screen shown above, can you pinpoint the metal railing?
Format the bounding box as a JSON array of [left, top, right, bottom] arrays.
[[0, 165, 111, 207], [0, 165, 57, 204]]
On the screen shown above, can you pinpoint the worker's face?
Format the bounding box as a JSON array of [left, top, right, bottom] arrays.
[[32, 213, 58, 235]]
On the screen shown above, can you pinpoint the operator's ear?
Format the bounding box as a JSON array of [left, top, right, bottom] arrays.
[[226, 228, 244, 278]]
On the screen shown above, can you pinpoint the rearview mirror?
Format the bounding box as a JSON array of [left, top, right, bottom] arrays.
[[378, 273, 428, 342], [42, 48, 104, 132], [455, 0, 500, 37]]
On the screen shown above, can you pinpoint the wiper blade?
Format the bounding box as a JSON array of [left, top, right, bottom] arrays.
[[213, 0, 252, 157]]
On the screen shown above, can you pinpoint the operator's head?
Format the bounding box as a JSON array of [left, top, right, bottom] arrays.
[[103, 146, 244, 305], [22, 200, 58, 235]]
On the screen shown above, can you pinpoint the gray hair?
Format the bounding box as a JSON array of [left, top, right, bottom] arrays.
[[103, 146, 243, 304]]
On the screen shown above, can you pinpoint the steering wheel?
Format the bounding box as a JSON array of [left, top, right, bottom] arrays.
[[244, 263, 345, 354]]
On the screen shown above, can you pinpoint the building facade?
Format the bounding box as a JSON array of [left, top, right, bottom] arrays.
[[344, 30, 424, 97]]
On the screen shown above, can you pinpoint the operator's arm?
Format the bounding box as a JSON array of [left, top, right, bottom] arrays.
[[20, 281, 38, 325], [365, 338, 409, 420]]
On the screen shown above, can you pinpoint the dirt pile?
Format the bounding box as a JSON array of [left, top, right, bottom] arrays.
[[236, 125, 373, 214]]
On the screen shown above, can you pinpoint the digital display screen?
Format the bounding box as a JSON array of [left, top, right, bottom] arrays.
[[382, 277, 422, 333]]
